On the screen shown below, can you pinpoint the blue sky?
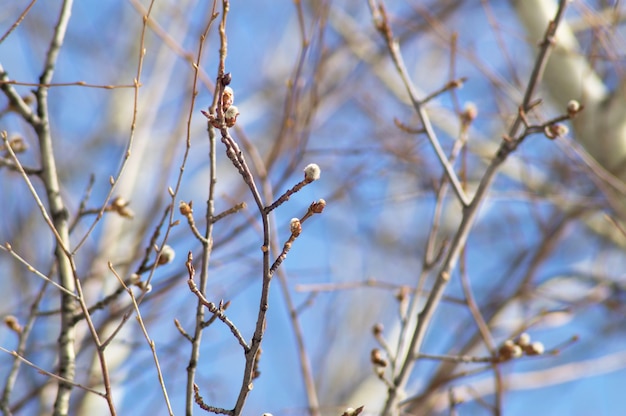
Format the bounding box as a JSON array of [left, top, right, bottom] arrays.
[[1, 1, 626, 415]]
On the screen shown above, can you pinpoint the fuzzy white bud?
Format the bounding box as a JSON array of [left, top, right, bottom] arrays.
[[290, 218, 301, 235], [517, 332, 531, 347], [224, 105, 239, 127], [158, 245, 176, 265], [567, 99, 580, 114], [179, 200, 193, 216], [529, 341, 545, 355], [222, 86, 234, 110], [499, 339, 523, 360], [303, 163, 321, 182], [544, 123, 569, 139], [462, 102, 478, 123]]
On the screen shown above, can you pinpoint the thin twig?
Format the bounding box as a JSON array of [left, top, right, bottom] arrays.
[[185, 2, 220, 414], [110, 266, 173, 415], [186, 253, 249, 353], [0, 0, 38, 44], [212, 202, 246, 223], [0, 65, 39, 123], [0, 132, 68, 252], [70, 258, 117, 415], [264, 179, 311, 214], [0, 280, 47, 414], [0, 243, 78, 299], [0, 79, 137, 89], [0, 347, 105, 398], [417, 353, 493, 364]]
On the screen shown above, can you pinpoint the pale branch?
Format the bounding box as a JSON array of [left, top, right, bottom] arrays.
[[18, 0, 80, 413]]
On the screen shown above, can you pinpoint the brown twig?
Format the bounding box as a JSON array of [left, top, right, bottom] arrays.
[[0, 0, 37, 44], [0, 79, 138, 89], [186, 253, 249, 352], [212, 202, 247, 223], [270, 200, 325, 274], [193, 384, 233, 415], [0, 347, 105, 398], [0, 280, 48, 414], [110, 265, 173, 415], [264, 179, 311, 213]]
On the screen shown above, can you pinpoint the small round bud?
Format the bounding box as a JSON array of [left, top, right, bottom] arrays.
[[511, 344, 523, 358], [449, 78, 464, 89], [303, 163, 321, 182], [110, 196, 134, 219], [2, 136, 28, 153], [461, 102, 478, 124], [342, 407, 365, 416], [157, 245, 176, 265], [567, 99, 580, 115], [290, 218, 302, 236], [179, 200, 193, 216], [372, 323, 384, 336], [499, 339, 523, 360], [554, 124, 569, 136], [111, 196, 127, 209], [129, 273, 141, 283], [517, 332, 531, 347], [310, 199, 326, 214], [222, 86, 234, 110], [221, 72, 232, 86], [4, 315, 22, 334], [370, 348, 388, 367], [224, 105, 239, 127], [527, 341, 545, 356], [395, 286, 409, 302], [544, 123, 569, 139]]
